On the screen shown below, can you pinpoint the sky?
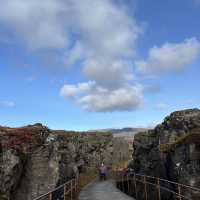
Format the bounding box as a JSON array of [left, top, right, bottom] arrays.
[[0, 0, 200, 131]]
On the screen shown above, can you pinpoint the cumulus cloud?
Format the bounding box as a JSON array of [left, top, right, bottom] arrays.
[[0, 101, 15, 108], [60, 81, 95, 98], [60, 82, 143, 112], [135, 38, 200, 74], [0, 0, 145, 112], [1, 1, 198, 112], [0, 0, 69, 49], [83, 59, 134, 88]]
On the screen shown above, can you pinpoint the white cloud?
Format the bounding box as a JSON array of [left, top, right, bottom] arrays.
[[0, 101, 15, 108], [60, 81, 95, 98], [2, 1, 198, 112], [0, 0, 144, 112], [83, 59, 134, 88], [0, 0, 141, 57], [60, 82, 143, 112], [0, 0, 69, 49], [154, 103, 169, 110], [135, 38, 200, 74]]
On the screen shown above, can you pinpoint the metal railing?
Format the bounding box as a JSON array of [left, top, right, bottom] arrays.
[[33, 168, 98, 200], [33, 169, 200, 200], [114, 171, 200, 200], [33, 178, 79, 200]]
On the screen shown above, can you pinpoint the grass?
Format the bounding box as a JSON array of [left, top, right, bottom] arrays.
[[78, 168, 98, 189]]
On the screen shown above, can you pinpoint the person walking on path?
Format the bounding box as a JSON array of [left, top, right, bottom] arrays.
[[99, 163, 107, 181]]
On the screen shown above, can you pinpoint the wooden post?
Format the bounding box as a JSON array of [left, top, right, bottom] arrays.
[[178, 184, 182, 200], [127, 175, 130, 194], [74, 179, 77, 193], [64, 185, 66, 200], [70, 180, 73, 200], [144, 176, 148, 200], [122, 174, 125, 192], [74, 179, 77, 198], [48, 193, 52, 200], [134, 174, 138, 200], [77, 177, 80, 192], [157, 178, 161, 200]]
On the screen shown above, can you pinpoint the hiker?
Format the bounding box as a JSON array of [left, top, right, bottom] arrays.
[[99, 163, 107, 181]]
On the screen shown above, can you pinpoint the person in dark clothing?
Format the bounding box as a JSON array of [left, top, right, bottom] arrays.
[[99, 163, 107, 181]]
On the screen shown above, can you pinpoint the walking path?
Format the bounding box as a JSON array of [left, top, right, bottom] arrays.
[[79, 180, 135, 200]]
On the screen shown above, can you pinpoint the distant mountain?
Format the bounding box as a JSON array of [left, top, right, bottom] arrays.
[[88, 127, 149, 142], [89, 127, 148, 134]]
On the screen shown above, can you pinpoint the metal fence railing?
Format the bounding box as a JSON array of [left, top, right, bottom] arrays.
[[33, 168, 98, 200], [33, 178, 78, 200], [33, 169, 200, 200], [114, 171, 200, 200]]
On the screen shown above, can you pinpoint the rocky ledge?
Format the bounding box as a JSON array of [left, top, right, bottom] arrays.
[[0, 124, 130, 200], [130, 108, 200, 200]]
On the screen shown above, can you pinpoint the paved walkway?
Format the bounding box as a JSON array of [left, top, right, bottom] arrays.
[[79, 180, 135, 200]]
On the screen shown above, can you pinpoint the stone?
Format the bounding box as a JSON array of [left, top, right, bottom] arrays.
[[0, 124, 131, 200], [131, 108, 200, 200]]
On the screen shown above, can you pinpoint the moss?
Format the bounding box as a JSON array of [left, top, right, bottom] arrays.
[[159, 129, 200, 153], [134, 131, 154, 143], [18, 151, 28, 163], [0, 193, 8, 200]]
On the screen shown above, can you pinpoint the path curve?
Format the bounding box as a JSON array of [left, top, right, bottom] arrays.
[[79, 180, 134, 200]]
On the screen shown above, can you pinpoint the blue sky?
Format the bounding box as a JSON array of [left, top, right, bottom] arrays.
[[0, 0, 200, 130]]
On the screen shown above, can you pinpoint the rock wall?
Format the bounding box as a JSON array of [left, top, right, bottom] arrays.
[[0, 124, 130, 200], [130, 108, 200, 200]]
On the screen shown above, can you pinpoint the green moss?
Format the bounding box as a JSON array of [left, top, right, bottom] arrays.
[[0, 193, 8, 200], [18, 151, 28, 163], [134, 131, 154, 143], [159, 130, 200, 153]]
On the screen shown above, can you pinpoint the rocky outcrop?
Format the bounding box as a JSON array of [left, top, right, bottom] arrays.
[[131, 108, 200, 200], [0, 124, 130, 200]]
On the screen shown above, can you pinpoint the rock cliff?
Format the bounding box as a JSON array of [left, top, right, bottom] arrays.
[[0, 124, 130, 200], [130, 108, 200, 199]]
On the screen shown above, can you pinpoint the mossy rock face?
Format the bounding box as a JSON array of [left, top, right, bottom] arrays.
[[159, 128, 200, 153], [131, 108, 200, 200], [0, 124, 130, 200], [134, 131, 153, 142], [0, 193, 8, 200]]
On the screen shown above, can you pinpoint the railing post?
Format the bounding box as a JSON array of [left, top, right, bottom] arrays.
[[122, 174, 125, 192], [144, 176, 148, 200], [134, 174, 138, 200], [74, 178, 77, 193], [70, 180, 73, 200], [74, 178, 78, 197], [157, 178, 161, 200], [78, 176, 80, 191], [48, 193, 52, 200], [127, 175, 130, 194], [178, 184, 182, 200], [64, 184, 66, 200]]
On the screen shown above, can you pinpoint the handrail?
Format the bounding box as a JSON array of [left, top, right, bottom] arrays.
[[33, 178, 78, 200], [33, 169, 200, 200], [33, 168, 97, 200], [114, 171, 200, 200]]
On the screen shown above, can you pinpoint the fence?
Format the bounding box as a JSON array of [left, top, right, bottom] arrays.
[[33, 169, 98, 200], [33, 178, 78, 200], [114, 171, 200, 200]]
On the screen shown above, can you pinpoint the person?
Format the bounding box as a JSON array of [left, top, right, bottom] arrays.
[[99, 163, 107, 181]]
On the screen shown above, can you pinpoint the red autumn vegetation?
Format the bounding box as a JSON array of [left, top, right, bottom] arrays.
[[0, 125, 47, 152]]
